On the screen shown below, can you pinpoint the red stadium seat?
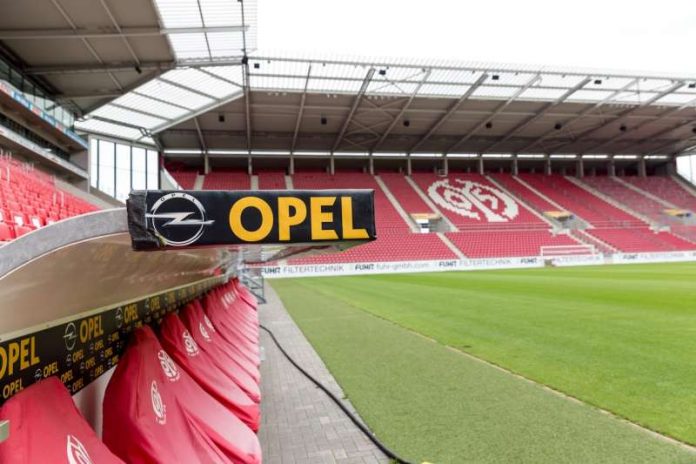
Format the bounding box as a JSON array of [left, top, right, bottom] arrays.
[[0, 377, 124, 464], [205, 293, 260, 361], [158, 313, 261, 429], [232, 278, 258, 309], [103, 329, 232, 464], [14, 225, 33, 238], [180, 302, 261, 382], [118, 327, 262, 463], [0, 222, 14, 241]]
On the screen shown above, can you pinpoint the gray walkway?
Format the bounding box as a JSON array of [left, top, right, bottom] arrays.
[[258, 284, 389, 464]]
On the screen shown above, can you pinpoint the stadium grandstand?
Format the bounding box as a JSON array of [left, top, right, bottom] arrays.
[[1, 0, 696, 463]]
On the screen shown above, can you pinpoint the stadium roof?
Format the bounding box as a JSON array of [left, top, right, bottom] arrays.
[[2, 1, 696, 156], [0, 0, 256, 113]]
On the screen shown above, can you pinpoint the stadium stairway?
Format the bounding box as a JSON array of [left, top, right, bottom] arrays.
[[504, 174, 590, 228], [570, 229, 617, 254], [486, 175, 557, 228], [613, 177, 677, 211], [518, 174, 645, 228], [623, 175, 696, 213], [403, 175, 458, 231], [374, 174, 419, 232]]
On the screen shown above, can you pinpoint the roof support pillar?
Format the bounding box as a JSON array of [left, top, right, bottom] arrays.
[[204, 152, 210, 175], [368, 155, 374, 175], [608, 158, 616, 177], [512, 156, 519, 175], [666, 159, 677, 175], [478, 156, 484, 175], [330, 155, 335, 175], [545, 156, 552, 175], [247, 155, 252, 176], [406, 155, 412, 176], [289, 154, 295, 175], [442, 156, 449, 176], [638, 156, 647, 177], [576, 157, 584, 178]]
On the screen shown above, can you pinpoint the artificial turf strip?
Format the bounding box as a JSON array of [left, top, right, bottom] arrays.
[[271, 266, 696, 464]]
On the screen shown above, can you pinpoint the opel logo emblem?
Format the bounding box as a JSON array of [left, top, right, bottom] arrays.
[[146, 193, 214, 247]]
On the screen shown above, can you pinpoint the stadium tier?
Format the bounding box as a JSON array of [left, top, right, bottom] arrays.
[[623, 176, 696, 212], [170, 169, 199, 189], [445, 230, 581, 258], [489, 173, 562, 216], [247, 171, 696, 262], [292, 171, 411, 232], [411, 172, 549, 231], [586, 227, 696, 253], [0, 157, 98, 242], [378, 172, 436, 216], [578, 177, 669, 224], [256, 170, 287, 190], [203, 171, 251, 190], [518, 174, 645, 228]]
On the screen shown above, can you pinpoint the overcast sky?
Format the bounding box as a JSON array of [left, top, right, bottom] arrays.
[[258, 0, 696, 75]]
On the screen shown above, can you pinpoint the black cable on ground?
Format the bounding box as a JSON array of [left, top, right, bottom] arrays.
[[259, 324, 415, 464]]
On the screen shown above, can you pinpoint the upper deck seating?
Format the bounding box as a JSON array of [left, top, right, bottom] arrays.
[[0, 377, 123, 464]]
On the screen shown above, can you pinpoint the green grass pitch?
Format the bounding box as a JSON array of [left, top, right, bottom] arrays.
[[271, 262, 696, 463]]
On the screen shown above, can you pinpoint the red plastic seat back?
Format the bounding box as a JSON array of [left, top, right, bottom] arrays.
[[0, 377, 124, 464]]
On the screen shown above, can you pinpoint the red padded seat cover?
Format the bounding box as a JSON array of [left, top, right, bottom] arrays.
[[205, 307, 259, 362], [159, 313, 261, 426], [0, 377, 124, 464], [133, 327, 262, 463], [103, 329, 230, 464], [180, 302, 260, 383], [208, 291, 258, 340], [204, 297, 260, 359], [231, 278, 258, 309], [191, 299, 258, 365]]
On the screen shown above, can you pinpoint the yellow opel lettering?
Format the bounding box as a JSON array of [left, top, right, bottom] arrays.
[[80, 316, 104, 343], [8, 343, 19, 376], [310, 197, 338, 240], [0, 346, 5, 378], [19, 337, 40, 371], [278, 197, 307, 241], [229, 197, 274, 242], [340, 197, 369, 239]]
